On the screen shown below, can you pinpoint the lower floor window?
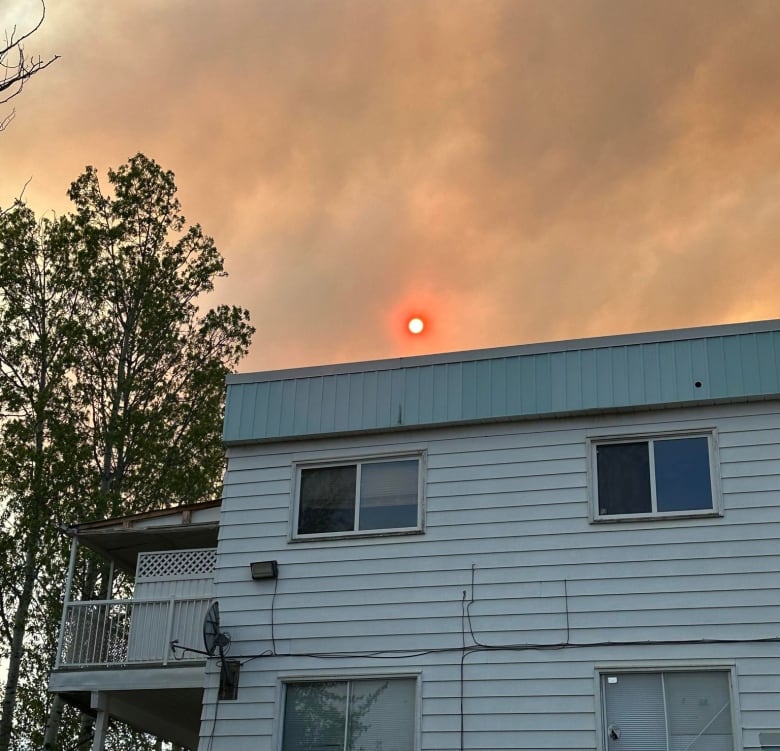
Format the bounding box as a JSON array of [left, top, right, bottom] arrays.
[[282, 677, 416, 751], [602, 670, 733, 751]]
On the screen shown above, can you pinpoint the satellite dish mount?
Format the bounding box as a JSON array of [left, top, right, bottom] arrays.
[[202, 601, 239, 700]]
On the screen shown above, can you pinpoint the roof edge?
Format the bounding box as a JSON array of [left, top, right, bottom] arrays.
[[227, 318, 780, 385], [67, 498, 222, 532]]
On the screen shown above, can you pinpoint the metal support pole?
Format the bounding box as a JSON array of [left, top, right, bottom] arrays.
[[162, 597, 176, 665], [105, 561, 115, 600], [90, 693, 109, 751], [55, 534, 79, 668]]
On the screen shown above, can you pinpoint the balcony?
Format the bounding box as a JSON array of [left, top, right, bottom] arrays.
[[57, 596, 212, 668], [48, 500, 221, 750]]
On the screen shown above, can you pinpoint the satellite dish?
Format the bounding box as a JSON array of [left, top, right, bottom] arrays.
[[203, 601, 229, 656], [202, 601, 238, 699]]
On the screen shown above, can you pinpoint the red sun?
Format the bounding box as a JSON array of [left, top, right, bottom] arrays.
[[407, 317, 425, 335]]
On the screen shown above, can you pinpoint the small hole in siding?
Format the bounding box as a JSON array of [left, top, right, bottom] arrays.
[[694, 381, 702, 388]]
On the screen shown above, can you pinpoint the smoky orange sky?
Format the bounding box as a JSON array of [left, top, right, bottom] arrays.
[[2, 0, 780, 373]]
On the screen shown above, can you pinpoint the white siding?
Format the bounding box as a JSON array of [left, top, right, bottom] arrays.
[[201, 401, 780, 751]]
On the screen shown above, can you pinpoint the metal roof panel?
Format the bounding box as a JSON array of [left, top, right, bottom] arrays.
[[223, 320, 780, 444]]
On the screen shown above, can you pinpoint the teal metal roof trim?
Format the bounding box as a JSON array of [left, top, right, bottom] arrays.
[[223, 320, 780, 445]]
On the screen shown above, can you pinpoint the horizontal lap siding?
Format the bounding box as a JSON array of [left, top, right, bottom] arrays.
[[202, 402, 780, 751]]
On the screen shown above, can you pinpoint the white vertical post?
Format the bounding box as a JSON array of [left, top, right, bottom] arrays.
[[91, 711, 108, 751], [162, 597, 175, 665], [90, 693, 109, 751], [105, 561, 115, 599], [55, 534, 79, 668]]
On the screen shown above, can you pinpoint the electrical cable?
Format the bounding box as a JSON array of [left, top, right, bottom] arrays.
[[460, 589, 467, 751], [233, 634, 780, 664], [270, 571, 279, 655], [208, 562, 780, 751], [466, 564, 487, 647]]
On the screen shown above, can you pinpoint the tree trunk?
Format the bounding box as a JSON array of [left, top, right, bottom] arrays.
[[0, 535, 39, 751], [77, 713, 93, 751], [42, 694, 65, 749]]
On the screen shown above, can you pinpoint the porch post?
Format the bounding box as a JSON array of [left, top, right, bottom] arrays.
[[90, 693, 109, 751], [105, 560, 115, 600], [55, 533, 79, 668]]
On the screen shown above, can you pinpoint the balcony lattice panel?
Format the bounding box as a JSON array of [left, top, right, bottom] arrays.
[[136, 548, 216, 581]]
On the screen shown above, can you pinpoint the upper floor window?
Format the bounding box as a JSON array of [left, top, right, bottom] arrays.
[[591, 433, 718, 521], [294, 455, 422, 538]]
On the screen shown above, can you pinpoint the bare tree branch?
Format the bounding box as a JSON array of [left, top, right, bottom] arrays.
[[0, 1, 59, 131]]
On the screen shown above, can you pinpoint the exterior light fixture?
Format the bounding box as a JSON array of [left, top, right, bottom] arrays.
[[250, 560, 279, 580]]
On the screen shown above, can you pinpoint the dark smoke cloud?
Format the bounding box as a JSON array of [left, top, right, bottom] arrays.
[[2, 0, 780, 370]]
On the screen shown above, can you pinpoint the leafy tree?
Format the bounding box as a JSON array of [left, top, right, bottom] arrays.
[[0, 205, 85, 751], [1, 0, 58, 131], [64, 154, 253, 521], [0, 154, 254, 750]]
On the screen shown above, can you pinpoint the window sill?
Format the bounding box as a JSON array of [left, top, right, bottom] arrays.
[[590, 510, 723, 524], [289, 527, 425, 543]]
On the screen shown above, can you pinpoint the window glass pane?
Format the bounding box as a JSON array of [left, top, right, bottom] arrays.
[[654, 438, 713, 512], [359, 460, 419, 531], [283, 682, 347, 751], [602, 671, 733, 751], [597, 442, 652, 515], [347, 678, 416, 751], [299, 466, 357, 535], [602, 673, 666, 751], [665, 672, 732, 751]]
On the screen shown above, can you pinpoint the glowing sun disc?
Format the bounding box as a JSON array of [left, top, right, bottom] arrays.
[[408, 317, 424, 334]]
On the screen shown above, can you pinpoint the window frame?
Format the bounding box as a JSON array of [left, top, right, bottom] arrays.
[[594, 663, 740, 751], [587, 429, 722, 523], [275, 670, 422, 751], [290, 451, 426, 541]]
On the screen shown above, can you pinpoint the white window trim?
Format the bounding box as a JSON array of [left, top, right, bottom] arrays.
[[587, 428, 722, 523], [593, 662, 740, 751], [274, 669, 422, 751], [289, 451, 426, 542]]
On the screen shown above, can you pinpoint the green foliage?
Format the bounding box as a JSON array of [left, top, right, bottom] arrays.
[[62, 154, 253, 517], [0, 154, 254, 749]]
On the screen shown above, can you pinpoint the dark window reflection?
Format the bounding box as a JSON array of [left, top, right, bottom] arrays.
[[597, 442, 652, 515], [298, 466, 356, 534], [655, 437, 712, 512]]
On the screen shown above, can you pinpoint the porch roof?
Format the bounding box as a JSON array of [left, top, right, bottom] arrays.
[[63, 499, 221, 572]]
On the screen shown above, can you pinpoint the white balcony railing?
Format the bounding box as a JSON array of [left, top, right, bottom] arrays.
[[56, 597, 212, 668]]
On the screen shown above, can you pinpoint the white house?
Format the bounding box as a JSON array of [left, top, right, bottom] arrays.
[[50, 319, 780, 751]]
